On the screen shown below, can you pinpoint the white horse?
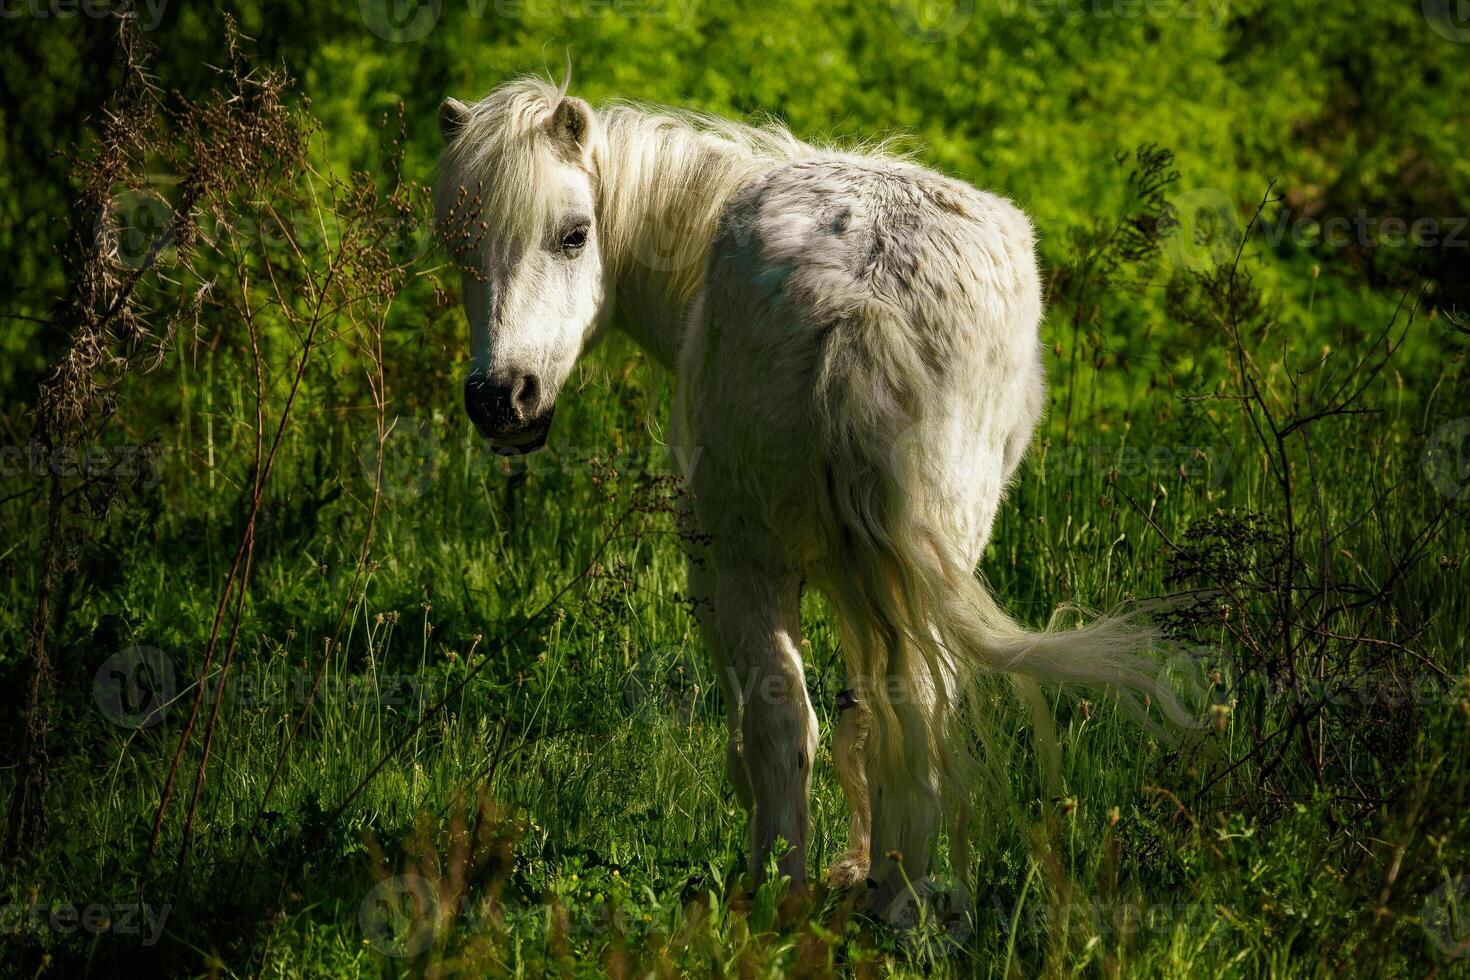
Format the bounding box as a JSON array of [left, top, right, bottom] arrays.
[[434, 78, 1186, 903]]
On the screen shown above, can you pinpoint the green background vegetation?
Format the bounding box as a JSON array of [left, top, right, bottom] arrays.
[[1, 1, 1467, 976]]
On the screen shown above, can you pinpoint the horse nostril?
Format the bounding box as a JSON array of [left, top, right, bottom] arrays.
[[463, 377, 496, 428], [513, 374, 540, 415], [465, 373, 542, 433]]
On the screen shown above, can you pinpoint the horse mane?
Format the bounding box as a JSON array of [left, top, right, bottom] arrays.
[[434, 77, 576, 261], [435, 76, 898, 308], [591, 97, 817, 304]]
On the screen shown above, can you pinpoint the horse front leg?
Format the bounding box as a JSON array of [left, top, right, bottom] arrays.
[[710, 561, 815, 889], [686, 558, 754, 812]]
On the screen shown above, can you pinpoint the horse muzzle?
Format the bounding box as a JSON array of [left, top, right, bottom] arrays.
[[464, 373, 555, 455], [483, 408, 554, 456]]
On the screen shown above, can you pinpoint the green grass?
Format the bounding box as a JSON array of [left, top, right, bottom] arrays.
[[4, 314, 1467, 975]]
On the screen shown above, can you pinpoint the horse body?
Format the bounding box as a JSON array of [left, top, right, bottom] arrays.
[[436, 79, 1181, 902], [676, 153, 1048, 889]]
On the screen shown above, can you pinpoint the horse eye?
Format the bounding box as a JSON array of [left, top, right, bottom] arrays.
[[560, 225, 588, 255]]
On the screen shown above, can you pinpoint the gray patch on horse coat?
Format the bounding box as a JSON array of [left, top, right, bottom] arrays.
[[711, 156, 983, 317]]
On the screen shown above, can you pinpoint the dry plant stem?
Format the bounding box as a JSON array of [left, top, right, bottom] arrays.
[[1226, 184, 1320, 780], [229, 306, 392, 892], [6, 23, 192, 855], [147, 249, 339, 865], [4, 473, 64, 858], [1118, 182, 1451, 822], [172, 257, 270, 877]]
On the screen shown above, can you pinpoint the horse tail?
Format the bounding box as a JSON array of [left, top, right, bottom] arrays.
[[809, 297, 1191, 890]]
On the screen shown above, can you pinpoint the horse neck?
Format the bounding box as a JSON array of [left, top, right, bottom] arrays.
[[595, 109, 777, 368]]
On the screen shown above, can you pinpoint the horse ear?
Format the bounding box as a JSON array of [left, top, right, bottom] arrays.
[[439, 97, 470, 144], [548, 96, 594, 159]]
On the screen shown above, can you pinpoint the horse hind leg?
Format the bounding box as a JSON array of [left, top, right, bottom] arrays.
[[823, 571, 970, 909], [828, 680, 872, 889], [827, 611, 875, 889], [866, 645, 947, 908]]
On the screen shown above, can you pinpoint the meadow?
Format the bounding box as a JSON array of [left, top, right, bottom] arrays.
[[1, 1, 1468, 976]]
